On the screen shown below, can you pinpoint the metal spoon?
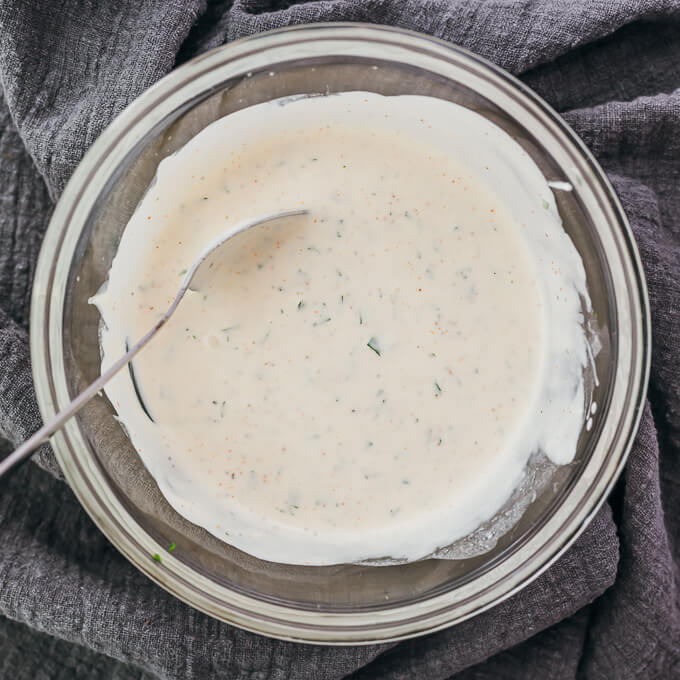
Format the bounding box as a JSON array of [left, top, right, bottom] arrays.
[[0, 209, 307, 479]]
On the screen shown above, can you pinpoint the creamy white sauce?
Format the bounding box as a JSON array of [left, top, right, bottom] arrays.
[[92, 93, 590, 565]]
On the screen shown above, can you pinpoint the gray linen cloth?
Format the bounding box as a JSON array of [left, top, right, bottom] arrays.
[[0, 1, 679, 678]]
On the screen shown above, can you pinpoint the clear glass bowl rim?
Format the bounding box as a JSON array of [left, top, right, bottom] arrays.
[[30, 23, 651, 644]]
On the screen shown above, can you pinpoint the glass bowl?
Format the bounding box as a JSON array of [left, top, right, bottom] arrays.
[[30, 23, 650, 643]]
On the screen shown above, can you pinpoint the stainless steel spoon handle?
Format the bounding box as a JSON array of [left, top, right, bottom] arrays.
[[0, 316, 163, 478], [0, 209, 307, 480]]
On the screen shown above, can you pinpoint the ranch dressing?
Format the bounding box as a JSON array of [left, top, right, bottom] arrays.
[[92, 93, 591, 565]]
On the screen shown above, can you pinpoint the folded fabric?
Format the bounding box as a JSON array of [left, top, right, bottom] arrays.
[[0, 1, 678, 677]]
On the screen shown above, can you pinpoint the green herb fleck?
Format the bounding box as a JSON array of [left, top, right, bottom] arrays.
[[203, 196, 209, 201], [178, 269, 187, 276], [168, 543, 176, 552], [284, 502, 300, 516], [337, 231, 343, 238], [152, 553, 162, 563], [307, 246, 320, 254], [542, 198, 550, 210], [367, 337, 381, 356], [434, 381, 442, 393], [297, 300, 305, 310]]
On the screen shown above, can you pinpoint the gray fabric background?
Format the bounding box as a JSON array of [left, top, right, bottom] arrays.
[[0, 1, 679, 677]]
